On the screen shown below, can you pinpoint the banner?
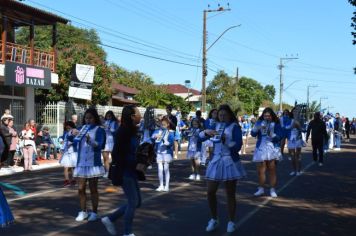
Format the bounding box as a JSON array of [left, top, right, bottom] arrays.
[[68, 64, 95, 100], [4, 61, 51, 89]]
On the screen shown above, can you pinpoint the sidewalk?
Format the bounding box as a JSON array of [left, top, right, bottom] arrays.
[[0, 158, 60, 176]]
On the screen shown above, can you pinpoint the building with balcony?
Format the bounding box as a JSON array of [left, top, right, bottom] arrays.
[[0, 0, 68, 126]]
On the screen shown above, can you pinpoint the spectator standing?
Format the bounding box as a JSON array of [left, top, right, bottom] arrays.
[[20, 123, 36, 171], [0, 114, 13, 166], [345, 118, 351, 142], [7, 118, 18, 167]]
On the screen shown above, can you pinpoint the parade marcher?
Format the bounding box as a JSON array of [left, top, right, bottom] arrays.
[[287, 116, 304, 176], [333, 113, 343, 151], [73, 108, 106, 222], [241, 115, 251, 155], [0, 135, 14, 228], [326, 115, 334, 150], [251, 107, 282, 198], [101, 104, 142, 236], [59, 121, 78, 187], [280, 109, 292, 159], [200, 104, 245, 233], [306, 112, 328, 166], [204, 109, 218, 165], [165, 105, 177, 159], [20, 122, 36, 171], [152, 117, 175, 192], [186, 118, 203, 181], [102, 110, 119, 177]]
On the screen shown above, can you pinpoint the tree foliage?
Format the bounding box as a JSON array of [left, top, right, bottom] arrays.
[[206, 71, 241, 112], [134, 85, 192, 114], [15, 24, 111, 104], [110, 64, 154, 90], [206, 72, 277, 115]]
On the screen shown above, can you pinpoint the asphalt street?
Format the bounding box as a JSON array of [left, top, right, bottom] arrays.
[[1, 137, 355, 236]]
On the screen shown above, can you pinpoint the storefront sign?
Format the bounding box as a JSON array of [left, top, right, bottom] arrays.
[[68, 64, 95, 100], [4, 61, 51, 89]]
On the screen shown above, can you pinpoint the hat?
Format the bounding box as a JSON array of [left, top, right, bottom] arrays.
[[1, 114, 14, 120]]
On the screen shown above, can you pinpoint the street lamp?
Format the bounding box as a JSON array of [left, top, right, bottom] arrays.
[[320, 96, 328, 111], [307, 84, 318, 120], [201, 5, 239, 112], [278, 56, 298, 112]]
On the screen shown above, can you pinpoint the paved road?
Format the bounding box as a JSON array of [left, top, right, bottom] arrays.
[[1, 137, 356, 236]]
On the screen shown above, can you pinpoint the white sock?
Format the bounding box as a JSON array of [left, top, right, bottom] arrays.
[[164, 162, 170, 188], [158, 162, 164, 187]]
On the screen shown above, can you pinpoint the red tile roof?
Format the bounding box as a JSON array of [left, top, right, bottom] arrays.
[[112, 83, 138, 95], [163, 84, 201, 95]]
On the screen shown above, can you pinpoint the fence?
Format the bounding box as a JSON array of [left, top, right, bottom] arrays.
[[34, 102, 167, 138]]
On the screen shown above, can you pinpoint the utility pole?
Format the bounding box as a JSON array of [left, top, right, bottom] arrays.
[[320, 96, 328, 111], [201, 4, 231, 112], [278, 56, 298, 112], [307, 84, 318, 120]]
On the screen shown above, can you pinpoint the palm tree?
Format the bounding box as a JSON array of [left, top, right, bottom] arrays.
[[308, 100, 321, 120]]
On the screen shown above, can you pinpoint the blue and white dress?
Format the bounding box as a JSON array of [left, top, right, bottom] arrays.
[[287, 127, 303, 149], [186, 128, 202, 160], [73, 125, 106, 178], [103, 120, 119, 152], [204, 118, 217, 148], [280, 116, 292, 139], [0, 187, 14, 228], [242, 121, 250, 139], [200, 122, 246, 181], [152, 128, 175, 163], [251, 121, 282, 162], [59, 129, 78, 167]]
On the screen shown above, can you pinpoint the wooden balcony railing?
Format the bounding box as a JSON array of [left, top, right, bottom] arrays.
[[0, 41, 55, 72]]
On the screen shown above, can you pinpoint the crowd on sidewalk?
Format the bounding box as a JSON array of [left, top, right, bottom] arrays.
[[0, 104, 354, 235]]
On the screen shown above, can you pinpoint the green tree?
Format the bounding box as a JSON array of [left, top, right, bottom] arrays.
[[237, 77, 265, 115], [16, 24, 111, 104], [263, 85, 276, 101], [308, 100, 321, 119], [206, 70, 240, 112], [111, 64, 154, 90]]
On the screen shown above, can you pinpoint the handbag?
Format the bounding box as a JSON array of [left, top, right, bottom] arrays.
[[108, 162, 123, 186]]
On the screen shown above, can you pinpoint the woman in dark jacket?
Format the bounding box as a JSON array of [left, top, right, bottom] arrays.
[[101, 105, 142, 236], [345, 118, 351, 142], [306, 112, 328, 166]]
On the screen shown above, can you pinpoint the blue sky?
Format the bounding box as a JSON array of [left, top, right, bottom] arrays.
[[26, 0, 356, 117]]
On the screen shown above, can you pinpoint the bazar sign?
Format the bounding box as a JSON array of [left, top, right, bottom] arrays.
[[4, 61, 51, 89]]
